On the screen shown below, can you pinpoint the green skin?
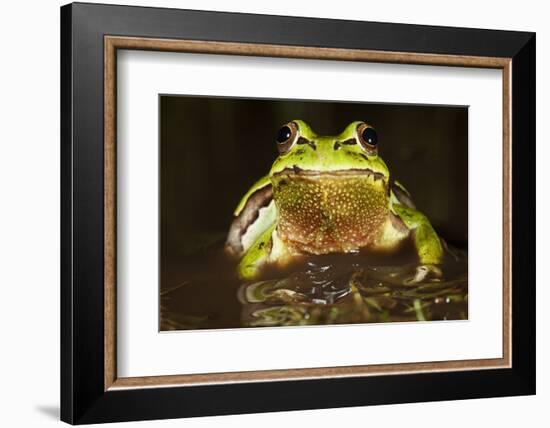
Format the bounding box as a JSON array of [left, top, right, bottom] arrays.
[[226, 120, 443, 280]]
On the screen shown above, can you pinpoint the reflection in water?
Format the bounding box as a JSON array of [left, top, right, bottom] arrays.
[[161, 245, 467, 330]]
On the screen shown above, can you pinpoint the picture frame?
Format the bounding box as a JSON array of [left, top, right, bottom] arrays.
[[60, 2, 535, 424]]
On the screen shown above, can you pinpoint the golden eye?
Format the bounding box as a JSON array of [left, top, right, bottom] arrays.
[[276, 122, 298, 154], [357, 123, 378, 153]]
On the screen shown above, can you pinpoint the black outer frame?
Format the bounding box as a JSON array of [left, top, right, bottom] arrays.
[[60, 2, 535, 424]]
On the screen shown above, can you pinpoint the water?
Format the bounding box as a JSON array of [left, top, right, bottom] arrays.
[[160, 241, 467, 331]]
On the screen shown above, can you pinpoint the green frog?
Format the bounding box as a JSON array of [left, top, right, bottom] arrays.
[[226, 120, 443, 280]]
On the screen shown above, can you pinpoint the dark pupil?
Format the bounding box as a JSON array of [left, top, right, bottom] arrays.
[[276, 126, 292, 143], [362, 128, 378, 146]]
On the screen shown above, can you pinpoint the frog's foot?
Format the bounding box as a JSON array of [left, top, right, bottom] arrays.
[[405, 264, 442, 285]]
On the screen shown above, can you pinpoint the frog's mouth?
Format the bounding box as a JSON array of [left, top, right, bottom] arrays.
[[273, 166, 387, 182]]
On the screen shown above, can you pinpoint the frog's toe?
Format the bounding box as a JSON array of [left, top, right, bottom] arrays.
[[405, 264, 442, 285]]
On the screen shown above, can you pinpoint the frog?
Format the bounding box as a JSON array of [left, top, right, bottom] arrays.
[[225, 120, 444, 280]]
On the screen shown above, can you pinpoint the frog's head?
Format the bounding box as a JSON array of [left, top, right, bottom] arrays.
[[269, 120, 389, 182], [268, 120, 392, 254]]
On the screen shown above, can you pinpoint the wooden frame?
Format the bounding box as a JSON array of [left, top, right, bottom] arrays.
[[62, 2, 535, 424], [104, 35, 512, 389]]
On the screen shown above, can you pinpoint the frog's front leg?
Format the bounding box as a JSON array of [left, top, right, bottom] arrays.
[[237, 223, 276, 279], [237, 223, 296, 279], [392, 204, 444, 267]]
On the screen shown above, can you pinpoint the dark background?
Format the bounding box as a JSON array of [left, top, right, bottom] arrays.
[[160, 95, 468, 281]]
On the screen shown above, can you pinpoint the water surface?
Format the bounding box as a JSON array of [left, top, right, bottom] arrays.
[[160, 242, 467, 330]]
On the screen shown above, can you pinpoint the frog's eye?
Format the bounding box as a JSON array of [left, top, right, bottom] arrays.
[[276, 122, 299, 154], [357, 123, 378, 153]]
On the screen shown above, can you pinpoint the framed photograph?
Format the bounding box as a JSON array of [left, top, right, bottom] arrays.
[[60, 2, 535, 424]]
